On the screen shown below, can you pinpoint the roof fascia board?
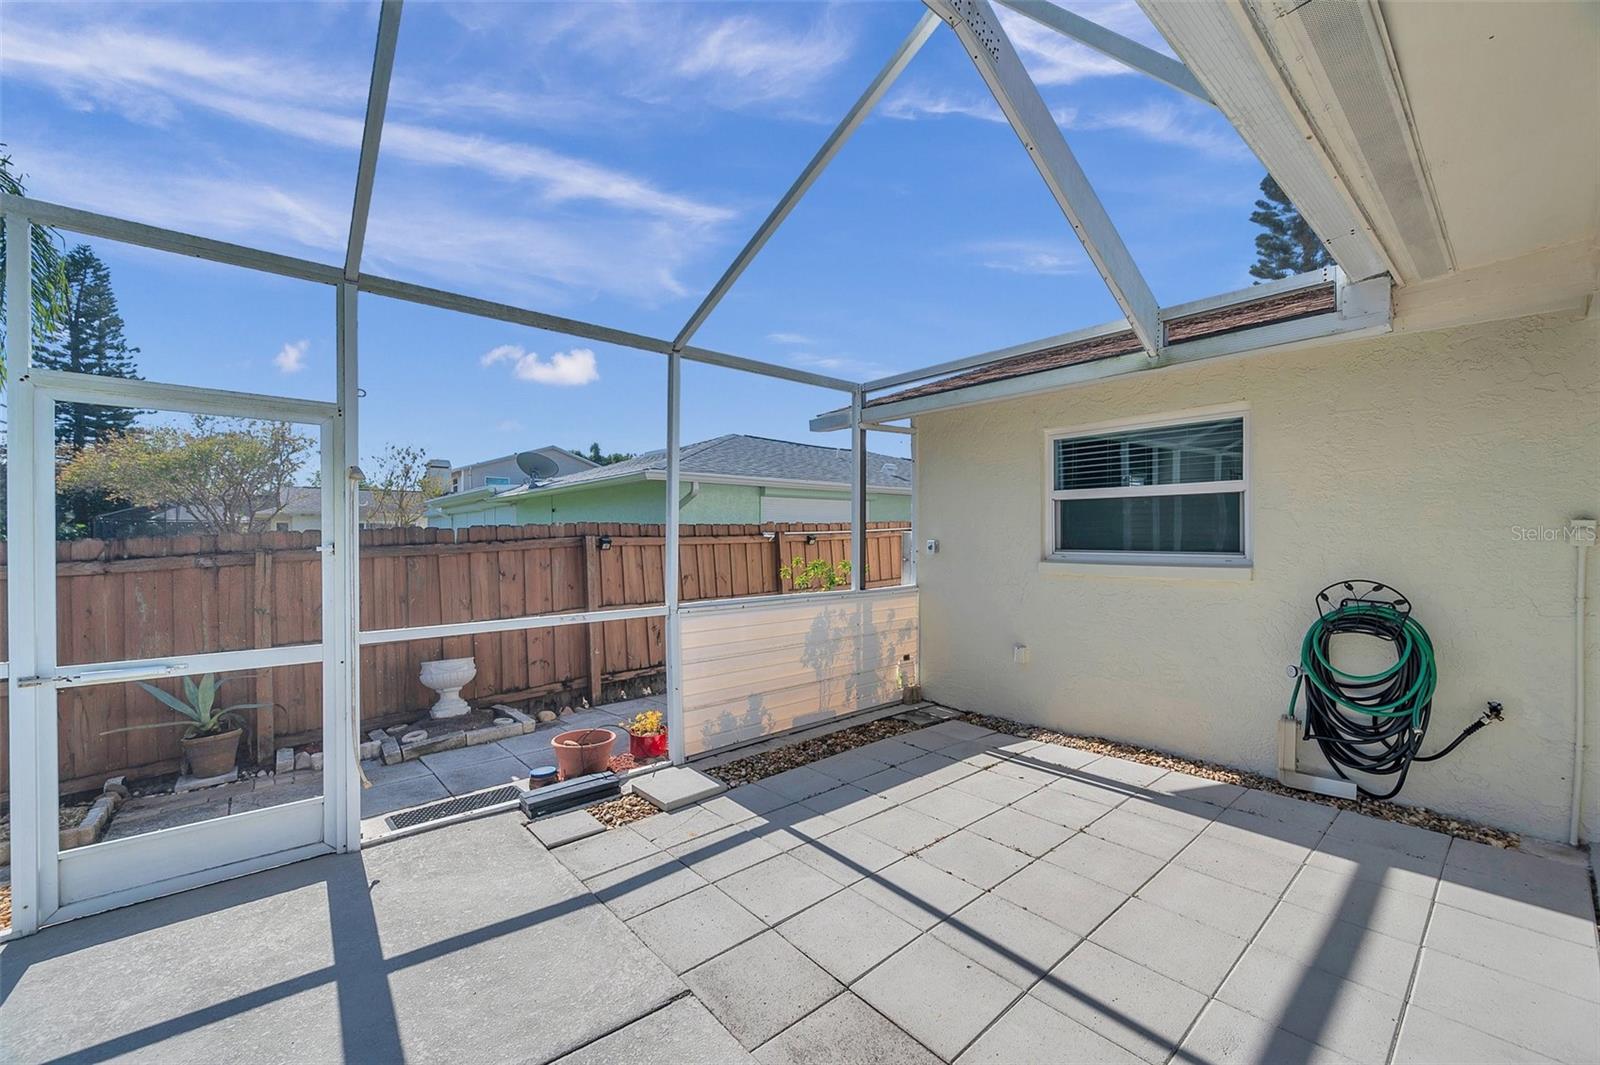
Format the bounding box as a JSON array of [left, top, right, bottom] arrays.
[[995, 0, 1212, 104], [864, 318, 1132, 393], [672, 10, 940, 351], [640, 470, 912, 494], [857, 267, 1337, 400], [1393, 240, 1600, 336], [345, 0, 402, 281], [925, 0, 1163, 355], [1137, 0, 1395, 282], [812, 275, 1391, 427]]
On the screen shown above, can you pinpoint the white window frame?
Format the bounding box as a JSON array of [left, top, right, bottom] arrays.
[[1043, 404, 1251, 568]]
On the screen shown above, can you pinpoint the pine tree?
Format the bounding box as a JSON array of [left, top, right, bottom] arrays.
[[1248, 175, 1333, 281], [36, 245, 142, 449]]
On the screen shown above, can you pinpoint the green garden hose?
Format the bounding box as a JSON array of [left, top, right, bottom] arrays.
[[1288, 580, 1500, 800]]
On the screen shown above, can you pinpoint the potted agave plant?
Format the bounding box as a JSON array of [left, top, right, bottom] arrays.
[[620, 709, 668, 760], [103, 674, 270, 779]]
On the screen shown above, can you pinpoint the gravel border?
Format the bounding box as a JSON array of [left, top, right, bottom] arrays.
[[959, 710, 1520, 849], [583, 704, 1521, 850], [588, 794, 658, 829], [703, 716, 923, 788]]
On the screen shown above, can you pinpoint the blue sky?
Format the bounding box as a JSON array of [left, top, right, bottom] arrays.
[[1, 0, 1269, 467]]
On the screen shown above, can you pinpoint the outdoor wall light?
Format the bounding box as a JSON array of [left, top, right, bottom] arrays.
[[597, 535, 613, 551], [804, 534, 818, 545]]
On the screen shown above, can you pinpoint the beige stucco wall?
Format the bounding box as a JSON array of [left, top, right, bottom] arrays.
[[915, 311, 1599, 842]]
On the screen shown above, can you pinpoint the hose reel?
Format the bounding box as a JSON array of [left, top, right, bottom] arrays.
[[1285, 580, 1502, 801]]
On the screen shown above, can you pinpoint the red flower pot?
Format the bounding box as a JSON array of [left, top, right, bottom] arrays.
[[629, 731, 668, 760]]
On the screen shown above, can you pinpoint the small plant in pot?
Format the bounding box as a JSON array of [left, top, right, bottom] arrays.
[[621, 709, 667, 760], [102, 674, 270, 779]]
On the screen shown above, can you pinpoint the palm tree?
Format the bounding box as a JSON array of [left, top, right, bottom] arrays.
[[0, 146, 72, 387]]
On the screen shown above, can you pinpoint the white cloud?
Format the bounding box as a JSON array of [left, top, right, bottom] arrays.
[[673, 11, 854, 105], [882, 87, 1006, 125], [766, 332, 816, 345], [995, 3, 1176, 87], [967, 239, 1086, 276], [481, 345, 600, 386], [1064, 102, 1250, 159], [494, 419, 525, 434], [0, 15, 735, 227], [535, 2, 857, 110], [273, 338, 310, 373], [787, 352, 888, 377], [883, 86, 1247, 160]]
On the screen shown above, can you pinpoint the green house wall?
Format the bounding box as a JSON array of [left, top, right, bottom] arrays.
[[430, 479, 910, 529]]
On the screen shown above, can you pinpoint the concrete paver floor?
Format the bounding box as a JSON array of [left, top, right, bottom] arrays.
[[3, 714, 1597, 1064]]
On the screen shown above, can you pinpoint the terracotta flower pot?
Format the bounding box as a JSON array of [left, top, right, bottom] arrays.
[[183, 728, 242, 778], [552, 728, 616, 780], [629, 731, 668, 760]]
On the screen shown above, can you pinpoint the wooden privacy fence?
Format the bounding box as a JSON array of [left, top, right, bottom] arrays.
[[0, 521, 909, 796]]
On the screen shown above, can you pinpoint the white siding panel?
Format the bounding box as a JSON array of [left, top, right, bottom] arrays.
[[679, 588, 918, 756]]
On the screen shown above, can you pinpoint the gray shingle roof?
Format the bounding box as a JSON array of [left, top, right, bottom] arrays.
[[491, 434, 912, 499]]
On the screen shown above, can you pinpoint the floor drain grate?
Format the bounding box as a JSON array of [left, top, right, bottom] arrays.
[[386, 785, 522, 831]]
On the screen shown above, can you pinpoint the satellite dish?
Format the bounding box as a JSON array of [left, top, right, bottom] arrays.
[[516, 450, 561, 481]]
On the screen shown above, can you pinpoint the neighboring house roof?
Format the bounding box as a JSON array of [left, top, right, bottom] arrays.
[[435, 434, 912, 510], [451, 446, 597, 475], [264, 486, 422, 521], [868, 282, 1337, 408]]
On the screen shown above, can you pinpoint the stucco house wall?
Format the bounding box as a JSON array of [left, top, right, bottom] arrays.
[[913, 311, 1599, 842]]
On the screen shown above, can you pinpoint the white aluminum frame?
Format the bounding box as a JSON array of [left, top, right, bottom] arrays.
[[672, 10, 941, 352], [812, 274, 1391, 429], [0, 0, 1405, 931], [925, 0, 1163, 356], [996, 0, 1212, 105], [13, 376, 348, 930], [1042, 405, 1251, 568]]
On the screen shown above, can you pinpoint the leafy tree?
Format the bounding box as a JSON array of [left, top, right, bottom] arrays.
[[364, 443, 447, 527], [573, 441, 633, 466], [1248, 174, 1333, 281], [59, 416, 316, 535], [0, 147, 72, 387], [36, 245, 142, 448]]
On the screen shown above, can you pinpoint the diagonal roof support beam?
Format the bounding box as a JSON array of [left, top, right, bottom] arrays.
[[995, 0, 1212, 105], [925, 0, 1163, 356], [671, 10, 941, 352], [345, 0, 403, 282]]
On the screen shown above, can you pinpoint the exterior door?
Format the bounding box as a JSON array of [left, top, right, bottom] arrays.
[[6, 369, 358, 931]]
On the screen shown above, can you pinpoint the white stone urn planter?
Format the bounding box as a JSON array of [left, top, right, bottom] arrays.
[[420, 656, 477, 719]]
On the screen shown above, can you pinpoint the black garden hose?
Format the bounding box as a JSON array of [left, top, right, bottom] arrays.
[[1288, 580, 1501, 801]]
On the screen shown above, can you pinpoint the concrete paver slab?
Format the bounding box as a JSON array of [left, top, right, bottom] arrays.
[[1033, 941, 1208, 1064], [754, 993, 939, 1065], [854, 935, 1021, 1062], [777, 887, 922, 983], [929, 892, 1080, 988], [717, 853, 841, 924], [957, 994, 1143, 1065], [1090, 897, 1247, 995], [684, 932, 843, 1051], [551, 997, 752, 1065], [626, 885, 767, 974], [632, 766, 726, 812]]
